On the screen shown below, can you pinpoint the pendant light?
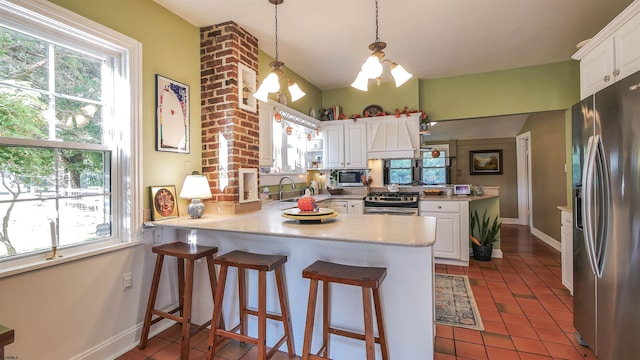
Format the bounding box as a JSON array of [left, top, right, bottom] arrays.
[[253, 0, 305, 103], [351, 0, 413, 91]]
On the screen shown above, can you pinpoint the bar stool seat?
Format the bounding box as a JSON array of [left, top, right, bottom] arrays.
[[139, 242, 220, 360], [207, 250, 295, 360], [301, 260, 389, 360]]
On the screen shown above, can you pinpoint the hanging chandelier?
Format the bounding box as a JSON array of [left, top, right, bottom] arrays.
[[351, 0, 413, 91], [253, 0, 305, 103]]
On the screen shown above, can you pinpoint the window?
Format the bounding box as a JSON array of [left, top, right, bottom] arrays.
[[384, 145, 450, 185], [0, 0, 141, 265], [269, 107, 318, 174]]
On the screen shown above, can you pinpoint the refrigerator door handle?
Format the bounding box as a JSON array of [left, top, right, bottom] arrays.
[[593, 136, 611, 278], [582, 135, 599, 276]]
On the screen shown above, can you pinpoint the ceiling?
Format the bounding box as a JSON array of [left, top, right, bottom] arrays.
[[153, 0, 634, 90], [426, 114, 529, 142]]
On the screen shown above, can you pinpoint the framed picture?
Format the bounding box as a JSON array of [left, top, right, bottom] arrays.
[[238, 63, 257, 113], [156, 74, 189, 153], [470, 149, 503, 175], [150, 185, 179, 220]]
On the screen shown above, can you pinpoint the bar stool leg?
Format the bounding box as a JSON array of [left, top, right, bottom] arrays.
[[180, 258, 195, 360], [257, 270, 267, 359], [177, 258, 185, 317], [238, 267, 247, 339], [275, 266, 296, 357], [322, 281, 330, 359], [205, 255, 223, 330], [373, 288, 389, 360], [302, 279, 319, 360], [362, 287, 375, 360], [139, 253, 164, 349], [207, 264, 229, 360]]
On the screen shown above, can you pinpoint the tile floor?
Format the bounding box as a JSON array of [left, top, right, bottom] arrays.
[[118, 224, 595, 360]]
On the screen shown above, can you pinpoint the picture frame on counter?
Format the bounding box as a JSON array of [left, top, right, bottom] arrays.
[[150, 185, 179, 220], [156, 74, 190, 153], [470, 149, 503, 175]]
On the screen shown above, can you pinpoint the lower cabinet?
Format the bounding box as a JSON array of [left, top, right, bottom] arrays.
[[420, 200, 470, 266], [327, 200, 363, 214], [560, 208, 573, 294]]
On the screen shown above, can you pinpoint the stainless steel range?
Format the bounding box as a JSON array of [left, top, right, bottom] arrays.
[[363, 191, 420, 216]]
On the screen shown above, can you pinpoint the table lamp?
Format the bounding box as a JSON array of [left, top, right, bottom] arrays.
[[179, 172, 213, 218]]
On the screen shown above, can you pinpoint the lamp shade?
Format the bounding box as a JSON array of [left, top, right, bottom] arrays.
[[179, 174, 212, 199], [390, 63, 413, 87], [252, 85, 270, 102], [262, 71, 281, 93], [351, 71, 369, 91], [287, 81, 305, 102], [361, 54, 383, 79]]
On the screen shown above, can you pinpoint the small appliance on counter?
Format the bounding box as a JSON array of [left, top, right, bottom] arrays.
[[337, 169, 368, 187], [454, 184, 471, 195]]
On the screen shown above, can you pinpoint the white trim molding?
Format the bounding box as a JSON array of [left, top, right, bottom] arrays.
[[531, 227, 561, 251]]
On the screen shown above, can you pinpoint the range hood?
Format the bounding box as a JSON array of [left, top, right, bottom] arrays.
[[365, 113, 420, 159]]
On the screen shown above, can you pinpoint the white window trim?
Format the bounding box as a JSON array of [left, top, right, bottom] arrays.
[[0, 0, 143, 277]]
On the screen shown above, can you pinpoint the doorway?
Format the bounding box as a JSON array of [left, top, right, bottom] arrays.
[[516, 132, 532, 226]]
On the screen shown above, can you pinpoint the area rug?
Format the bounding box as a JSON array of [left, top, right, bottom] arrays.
[[435, 273, 484, 331]]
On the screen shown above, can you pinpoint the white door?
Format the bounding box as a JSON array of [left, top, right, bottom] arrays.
[[516, 132, 532, 226]]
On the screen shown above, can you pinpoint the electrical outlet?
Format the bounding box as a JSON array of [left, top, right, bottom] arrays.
[[122, 272, 132, 290]]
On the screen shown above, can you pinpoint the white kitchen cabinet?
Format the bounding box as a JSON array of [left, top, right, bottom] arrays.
[[421, 200, 470, 266], [258, 100, 273, 167], [327, 199, 363, 214], [322, 122, 367, 169], [574, 2, 640, 98], [560, 208, 573, 294], [364, 114, 420, 159]]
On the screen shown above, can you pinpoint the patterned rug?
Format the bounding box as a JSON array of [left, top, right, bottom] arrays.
[[435, 273, 484, 331]]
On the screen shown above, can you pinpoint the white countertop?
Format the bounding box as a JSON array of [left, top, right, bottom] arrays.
[[145, 200, 436, 248]]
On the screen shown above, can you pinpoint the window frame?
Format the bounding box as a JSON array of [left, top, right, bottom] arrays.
[[0, 0, 142, 276], [384, 144, 451, 185]]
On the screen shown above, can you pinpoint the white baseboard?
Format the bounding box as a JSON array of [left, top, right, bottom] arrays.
[[530, 227, 561, 251], [70, 313, 176, 360], [501, 218, 519, 225]]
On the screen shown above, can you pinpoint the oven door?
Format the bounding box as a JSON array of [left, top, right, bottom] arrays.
[[363, 207, 419, 216]]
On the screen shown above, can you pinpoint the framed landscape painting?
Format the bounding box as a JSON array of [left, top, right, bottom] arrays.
[[470, 150, 503, 175]]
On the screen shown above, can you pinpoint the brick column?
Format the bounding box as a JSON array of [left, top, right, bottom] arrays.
[[200, 21, 260, 205]]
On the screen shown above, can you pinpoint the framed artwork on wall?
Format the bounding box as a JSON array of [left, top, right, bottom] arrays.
[[470, 149, 503, 175], [156, 74, 189, 153], [150, 185, 179, 220], [238, 63, 257, 113]]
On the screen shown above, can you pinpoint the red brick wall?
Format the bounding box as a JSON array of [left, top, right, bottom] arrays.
[[200, 21, 259, 202]]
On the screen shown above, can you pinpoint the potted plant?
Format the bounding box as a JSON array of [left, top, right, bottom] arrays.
[[470, 209, 501, 261]]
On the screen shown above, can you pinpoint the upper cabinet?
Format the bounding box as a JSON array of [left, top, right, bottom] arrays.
[[323, 122, 367, 169], [258, 100, 274, 167], [574, 2, 640, 98]]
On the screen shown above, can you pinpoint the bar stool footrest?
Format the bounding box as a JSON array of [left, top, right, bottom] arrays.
[[329, 326, 383, 344]]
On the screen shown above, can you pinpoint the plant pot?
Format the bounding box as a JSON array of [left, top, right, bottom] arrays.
[[472, 244, 493, 261]]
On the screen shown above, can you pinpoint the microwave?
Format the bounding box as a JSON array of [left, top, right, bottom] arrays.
[[337, 169, 367, 187]]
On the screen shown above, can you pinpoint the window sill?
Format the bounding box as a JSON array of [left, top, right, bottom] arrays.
[[0, 241, 143, 279]]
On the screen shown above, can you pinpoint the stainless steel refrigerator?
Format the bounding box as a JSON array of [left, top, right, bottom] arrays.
[[572, 69, 640, 360]]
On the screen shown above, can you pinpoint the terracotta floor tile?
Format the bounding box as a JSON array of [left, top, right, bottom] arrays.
[[436, 324, 455, 339], [486, 346, 521, 360], [501, 313, 530, 326], [434, 352, 457, 360], [535, 328, 572, 345], [544, 342, 585, 360], [454, 327, 484, 345], [505, 323, 539, 340], [479, 309, 504, 323], [114, 352, 147, 360], [152, 341, 181, 360], [496, 303, 524, 314], [133, 336, 172, 357], [482, 320, 509, 335], [517, 353, 552, 360], [435, 337, 456, 355], [456, 340, 489, 360], [521, 306, 551, 320], [511, 337, 549, 356], [482, 332, 515, 350], [555, 319, 576, 333], [528, 317, 561, 331]]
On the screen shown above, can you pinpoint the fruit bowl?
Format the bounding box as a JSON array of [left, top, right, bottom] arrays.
[[327, 188, 343, 195]]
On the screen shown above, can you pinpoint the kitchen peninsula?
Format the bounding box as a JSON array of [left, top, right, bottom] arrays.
[[145, 201, 437, 359]]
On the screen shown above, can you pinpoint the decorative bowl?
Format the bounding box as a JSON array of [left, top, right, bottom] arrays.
[[327, 188, 343, 195]]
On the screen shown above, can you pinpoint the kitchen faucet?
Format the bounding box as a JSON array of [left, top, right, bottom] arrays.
[[279, 176, 296, 201]]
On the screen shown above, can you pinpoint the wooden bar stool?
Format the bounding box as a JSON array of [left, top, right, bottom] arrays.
[[301, 260, 389, 360], [206, 250, 295, 360], [139, 242, 220, 360]]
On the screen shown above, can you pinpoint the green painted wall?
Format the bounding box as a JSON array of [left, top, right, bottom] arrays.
[[258, 50, 322, 116], [421, 61, 580, 121], [322, 78, 420, 118], [48, 0, 202, 215]]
